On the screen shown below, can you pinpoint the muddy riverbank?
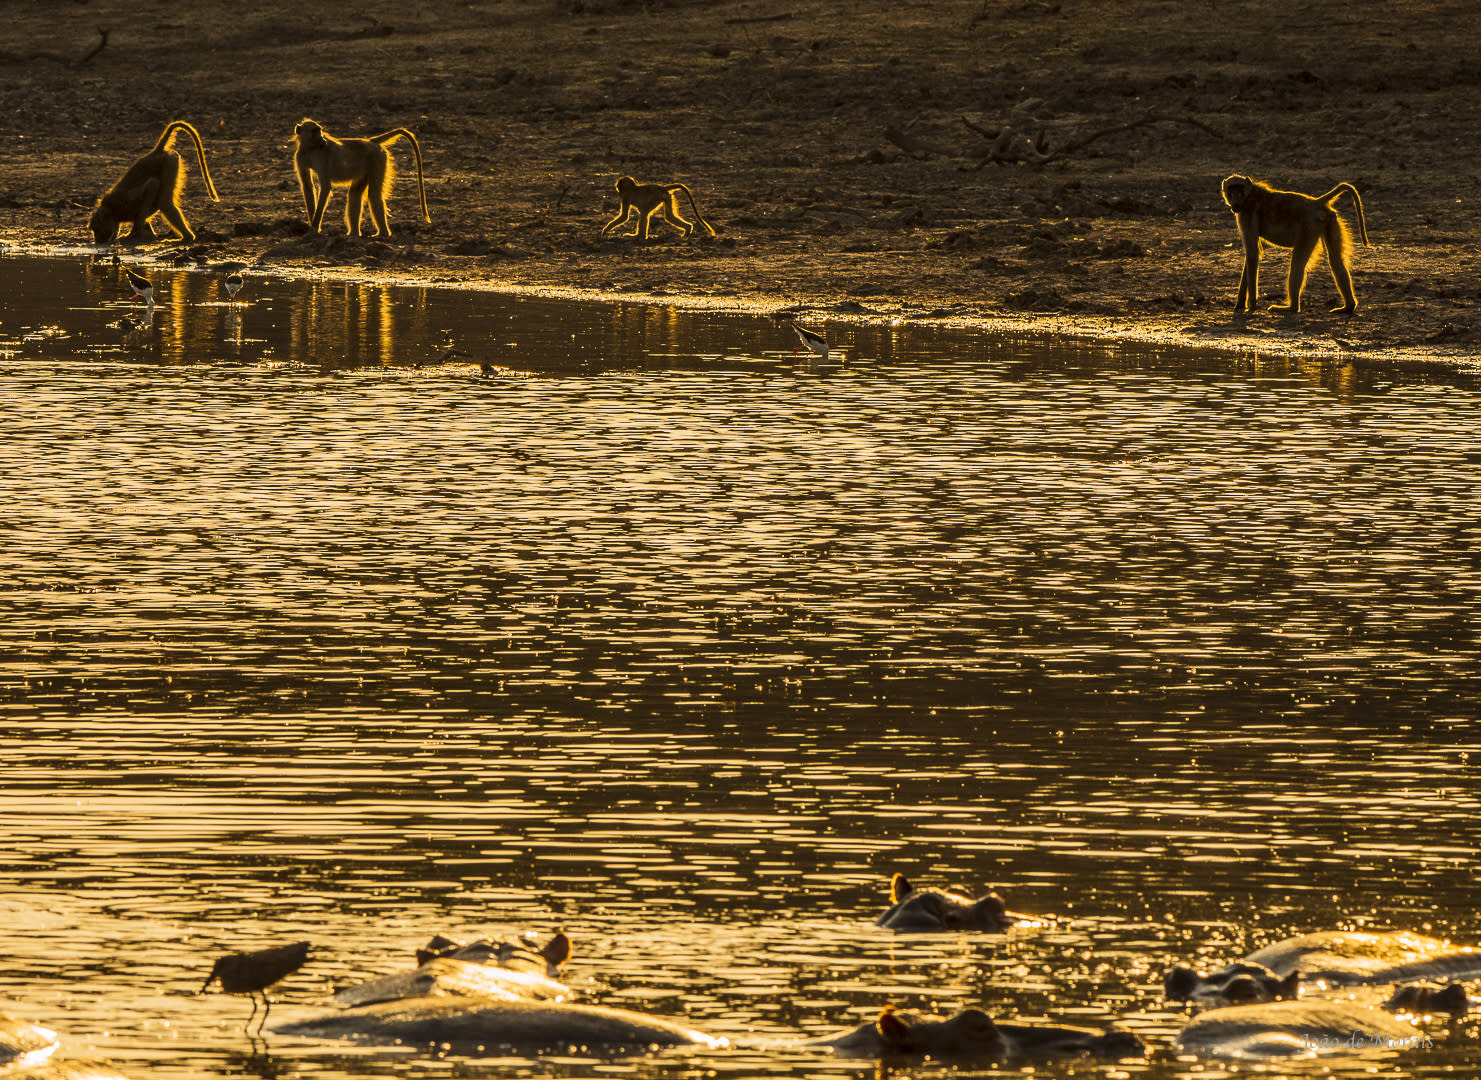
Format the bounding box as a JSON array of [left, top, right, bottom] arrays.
[[2, 0, 1477, 361]]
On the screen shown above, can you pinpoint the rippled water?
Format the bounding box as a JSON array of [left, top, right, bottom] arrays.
[[2, 253, 1478, 1078]]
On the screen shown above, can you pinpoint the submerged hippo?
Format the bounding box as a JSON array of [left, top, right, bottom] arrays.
[[875, 873, 1034, 933], [811, 1006, 1144, 1063], [1174, 999, 1427, 1059], [1, 1010, 129, 1079], [1383, 982, 1471, 1016], [1167, 930, 1481, 1007], [335, 931, 573, 1007], [277, 996, 725, 1055], [9, 1063, 132, 1080], [1, 1011, 57, 1068]]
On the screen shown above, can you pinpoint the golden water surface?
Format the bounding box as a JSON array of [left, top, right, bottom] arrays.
[[2, 255, 1478, 1079]]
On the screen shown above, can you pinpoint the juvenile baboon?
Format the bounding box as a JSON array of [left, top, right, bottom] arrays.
[[601, 176, 716, 239], [1221, 174, 1370, 314], [90, 120, 220, 244], [292, 119, 430, 238]]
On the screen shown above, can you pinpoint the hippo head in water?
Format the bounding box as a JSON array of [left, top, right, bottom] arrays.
[[816, 1006, 1145, 1062], [1164, 961, 1301, 1008], [1383, 981, 1470, 1016], [415, 930, 571, 976], [875, 873, 1021, 932]]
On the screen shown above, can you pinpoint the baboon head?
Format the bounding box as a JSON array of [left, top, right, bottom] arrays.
[[294, 119, 327, 147], [1221, 175, 1254, 212], [89, 205, 120, 244]]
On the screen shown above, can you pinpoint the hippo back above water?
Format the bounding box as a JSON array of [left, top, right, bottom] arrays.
[[1174, 999, 1427, 1059], [810, 1006, 1144, 1062], [875, 873, 1035, 933], [334, 957, 572, 1007], [277, 996, 725, 1055], [1166, 930, 1481, 1007], [0, 1011, 58, 1068], [1, 1009, 130, 1079]]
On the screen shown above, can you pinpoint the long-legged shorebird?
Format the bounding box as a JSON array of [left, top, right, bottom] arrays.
[[223, 272, 244, 302], [790, 320, 829, 360], [201, 940, 310, 1036], [124, 267, 153, 308]]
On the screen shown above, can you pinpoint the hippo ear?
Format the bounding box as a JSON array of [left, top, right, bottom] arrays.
[[1277, 971, 1300, 999], [1435, 983, 1469, 1014], [1163, 965, 1199, 1000], [977, 894, 1011, 927], [890, 873, 913, 903], [541, 930, 572, 968], [877, 1006, 912, 1045]]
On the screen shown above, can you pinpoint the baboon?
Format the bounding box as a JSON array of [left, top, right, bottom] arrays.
[[90, 120, 220, 244], [601, 176, 716, 239], [1221, 174, 1370, 314], [292, 119, 430, 238]]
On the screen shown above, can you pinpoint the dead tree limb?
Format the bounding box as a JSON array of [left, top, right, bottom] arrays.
[[883, 125, 955, 159], [78, 28, 109, 65], [965, 111, 1222, 168]]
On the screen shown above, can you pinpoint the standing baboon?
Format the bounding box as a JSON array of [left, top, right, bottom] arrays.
[[601, 176, 716, 239], [292, 119, 430, 238], [90, 120, 220, 244], [1221, 174, 1370, 314]]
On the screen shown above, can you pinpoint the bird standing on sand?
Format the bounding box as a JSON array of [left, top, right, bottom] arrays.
[[790, 320, 828, 359], [201, 939, 310, 1036], [223, 272, 244, 302], [125, 267, 153, 308]]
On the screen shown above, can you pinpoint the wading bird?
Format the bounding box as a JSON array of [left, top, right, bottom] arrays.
[[201, 940, 311, 1036], [124, 267, 153, 308], [791, 320, 829, 359]]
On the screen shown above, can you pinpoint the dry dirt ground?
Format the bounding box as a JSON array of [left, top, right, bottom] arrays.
[[2, 0, 1478, 362]]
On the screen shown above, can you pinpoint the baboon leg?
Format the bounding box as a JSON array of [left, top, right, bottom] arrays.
[[1235, 225, 1260, 313], [601, 208, 632, 236], [345, 180, 369, 236], [117, 178, 162, 243], [158, 206, 195, 243], [1235, 261, 1254, 312], [660, 199, 694, 237], [1273, 235, 1319, 313], [123, 219, 158, 245], [367, 188, 390, 238], [311, 184, 333, 233], [1329, 260, 1357, 313], [1325, 220, 1358, 313], [158, 189, 195, 242]]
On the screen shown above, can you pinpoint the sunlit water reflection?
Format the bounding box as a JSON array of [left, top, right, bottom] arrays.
[[1, 253, 1478, 1078]]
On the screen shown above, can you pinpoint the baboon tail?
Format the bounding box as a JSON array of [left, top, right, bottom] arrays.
[[672, 184, 716, 237]]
